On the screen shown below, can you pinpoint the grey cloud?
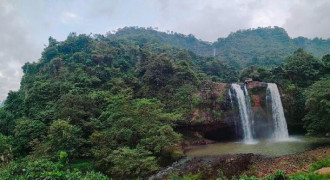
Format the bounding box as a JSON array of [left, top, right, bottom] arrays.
[[1, 0, 330, 101], [0, 0, 40, 101], [84, 0, 119, 19], [152, 0, 293, 41], [284, 0, 330, 39], [173, 1, 255, 41]]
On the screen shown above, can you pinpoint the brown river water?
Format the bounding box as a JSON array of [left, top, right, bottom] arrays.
[[185, 136, 330, 157]]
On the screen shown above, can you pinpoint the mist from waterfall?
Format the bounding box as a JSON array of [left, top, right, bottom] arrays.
[[266, 83, 289, 140], [231, 84, 255, 143]]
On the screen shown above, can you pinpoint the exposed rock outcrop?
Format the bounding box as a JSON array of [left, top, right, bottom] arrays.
[[178, 80, 302, 142], [177, 81, 237, 142], [150, 147, 330, 179]]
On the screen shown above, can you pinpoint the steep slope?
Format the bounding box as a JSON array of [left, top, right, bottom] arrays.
[[213, 27, 297, 68], [110, 27, 330, 69], [0, 32, 238, 178], [108, 27, 213, 56], [293, 36, 330, 57], [0, 28, 329, 179]]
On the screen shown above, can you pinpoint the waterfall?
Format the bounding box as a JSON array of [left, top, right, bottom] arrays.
[[228, 82, 289, 142], [243, 85, 254, 136], [231, 84, 255, 143], [228, 90, 234, 108], [266, 83, 289, 140], [228, 89, 239, 138]]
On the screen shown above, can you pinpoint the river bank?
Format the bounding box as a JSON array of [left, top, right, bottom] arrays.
[[150, 146, 330, 179]]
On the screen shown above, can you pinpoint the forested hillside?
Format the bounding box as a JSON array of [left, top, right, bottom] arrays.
[[108, 27, 213, 56], [110, 27, 330, 68], [213, 27, 296, 68], [293, 36, 330, 57], [0, 28, 329, 179], [0, 32, 237, 179]]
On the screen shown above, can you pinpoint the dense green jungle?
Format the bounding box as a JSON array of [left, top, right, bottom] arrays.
[[0, 27, 329, 179]]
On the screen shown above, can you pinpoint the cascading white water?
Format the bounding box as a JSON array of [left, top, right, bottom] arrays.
[[231, 84, 255, 143], [267, 83, 289, 140], [228, 90, 234, 108], [243, 85, 254, 135]]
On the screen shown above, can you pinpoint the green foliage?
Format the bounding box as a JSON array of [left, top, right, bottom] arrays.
[[239, 166, 330, 180], [106, 147, 159, 178], [2, 91, 25, 119], [321, 54, 330, 73], [309, 158, 330, 172], [0, 108, 15, 136], [59, 151, 68, 165], [0, 158, 108, 180], [216, 169, 228, 180], [263, 170, 288, 180], [239, 66, 271, 82], [108, 26, 212, 56], [283, 49, 322, 87], [0, 133, 13, 163], [70, 159, 93, 172], [289, 172, 330, 180], [303, 77, 330, 135], [201, 58, 238, 82], [214, 27, 296, 68], [112, 27, 330, 69], [46, 120, 85, 158], [0, 91, 25, 136], [290, 159, 330, 180], [293, 37, 330, 59], [13, 118, 46, 156], [90, 97, 182, 177], [1, 28, 330, 179], [24, 81, 59, 121], [56, 94, 99, 137], [239, 175, 262, 180]]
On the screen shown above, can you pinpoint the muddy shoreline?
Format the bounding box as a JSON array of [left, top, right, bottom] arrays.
[[150, 146, 330, 179]]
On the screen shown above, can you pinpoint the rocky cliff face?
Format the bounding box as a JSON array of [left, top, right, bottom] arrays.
[[179, 81, 297, 142], [180, 81, 236, 142], [245, 81, 273, 138], [190, 81, 230, 124]]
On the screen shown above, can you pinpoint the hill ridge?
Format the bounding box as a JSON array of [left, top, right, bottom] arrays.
[[110, 26, 330, 68]]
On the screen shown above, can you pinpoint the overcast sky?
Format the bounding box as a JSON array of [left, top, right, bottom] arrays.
[[1, 0, 330, 101]]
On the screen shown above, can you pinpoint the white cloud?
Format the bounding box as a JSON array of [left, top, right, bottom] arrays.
[[284, 0, 330, 39], [61, 12, 79, 23], [0, 0, 40, 101], [0, 0, 330, 101]]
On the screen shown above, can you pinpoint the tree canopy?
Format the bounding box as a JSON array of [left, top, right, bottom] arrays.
[[0, 28, 329, 179]]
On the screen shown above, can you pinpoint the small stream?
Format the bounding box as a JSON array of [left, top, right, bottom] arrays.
[[185, 136, 330, 157]]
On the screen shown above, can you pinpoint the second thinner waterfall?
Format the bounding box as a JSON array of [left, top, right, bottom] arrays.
[[266, 83, 289, 140], [231, 83, 255, 143]]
